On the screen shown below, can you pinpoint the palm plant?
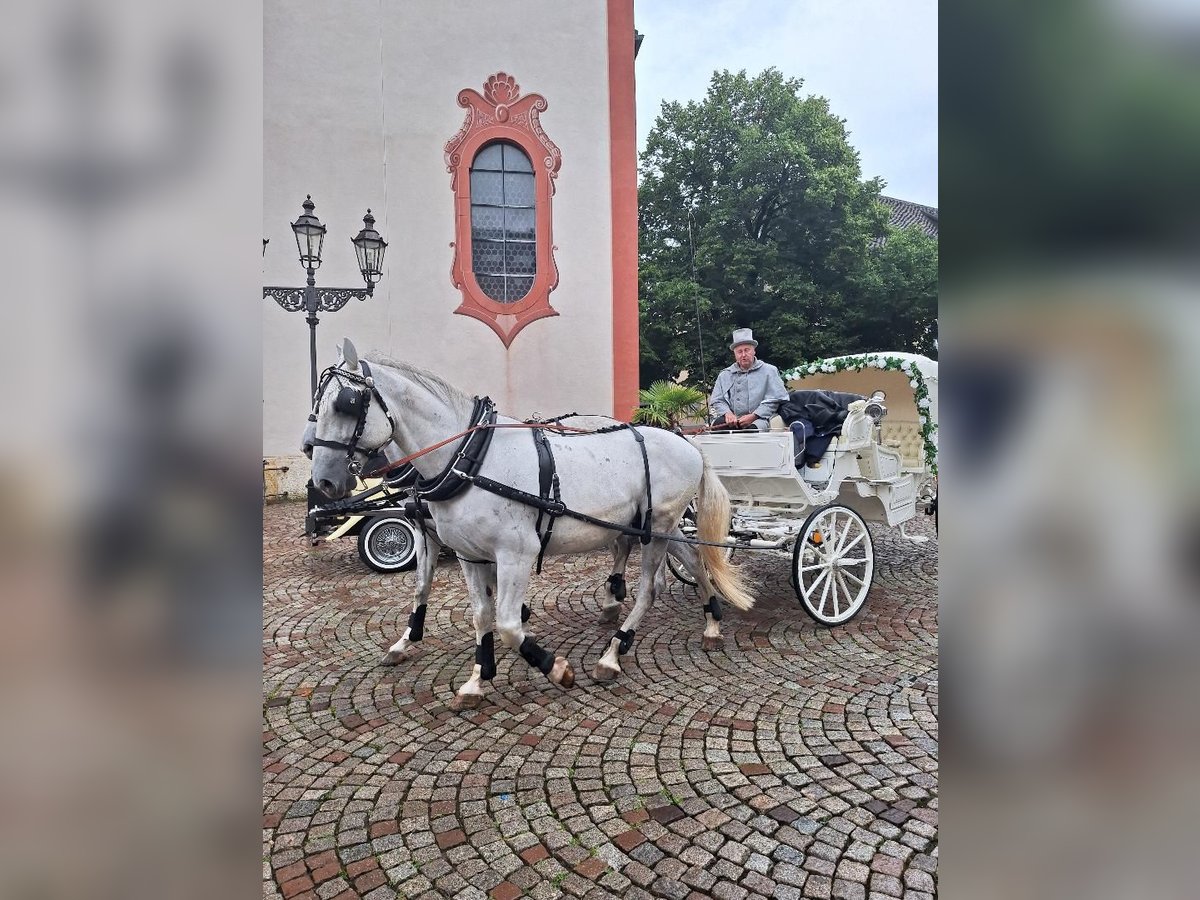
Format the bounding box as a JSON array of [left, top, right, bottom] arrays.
[[632, 381, 706, 429]]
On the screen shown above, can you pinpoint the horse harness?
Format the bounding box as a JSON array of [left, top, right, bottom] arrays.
[[313, 372, 673, 559], [309, 361, 398, 476], [405, 402, 657, 570]]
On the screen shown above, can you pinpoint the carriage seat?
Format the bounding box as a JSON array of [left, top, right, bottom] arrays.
[[772, 390, 868, 465], [774, 406, 927, 471], [881, 423, 926, 470]]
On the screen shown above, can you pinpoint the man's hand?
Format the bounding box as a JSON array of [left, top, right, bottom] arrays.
[[737, 413, 758, 427], [723, 411, 738, 425]]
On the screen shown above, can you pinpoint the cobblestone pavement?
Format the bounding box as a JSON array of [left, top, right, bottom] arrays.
[[264, 501, 938, 900]]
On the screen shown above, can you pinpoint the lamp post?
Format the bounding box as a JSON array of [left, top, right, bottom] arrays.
[[264, 195, 387, 399]]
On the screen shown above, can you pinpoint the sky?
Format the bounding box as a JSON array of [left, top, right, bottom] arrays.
[[632, 0, 938, 207]]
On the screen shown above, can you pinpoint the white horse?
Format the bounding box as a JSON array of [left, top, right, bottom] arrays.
[[307, 340, 753, 709], [301, 430, 670, 664]]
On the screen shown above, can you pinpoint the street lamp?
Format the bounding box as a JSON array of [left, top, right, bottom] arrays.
[[264, 195, 387, 399]]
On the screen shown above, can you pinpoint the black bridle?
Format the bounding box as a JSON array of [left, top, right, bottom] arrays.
[[309, 360, 398, 476]]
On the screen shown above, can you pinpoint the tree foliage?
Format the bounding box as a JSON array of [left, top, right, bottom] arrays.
[[638, 68, 937, 388]]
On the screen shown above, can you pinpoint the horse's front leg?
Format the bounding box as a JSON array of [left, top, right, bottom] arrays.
[[449, 561, 497, 711], [600, 537, 633, 625], [667, 529, 725, 650], [380, 532, 439, 665], [593, 538, 667, 681], [495, 554, 575, 689]]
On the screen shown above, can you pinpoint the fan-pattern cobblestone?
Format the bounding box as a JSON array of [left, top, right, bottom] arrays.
[[264, 502, 937, 900]]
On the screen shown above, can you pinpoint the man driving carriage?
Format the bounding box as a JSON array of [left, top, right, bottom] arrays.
[[709, 328, 860, 468], [708, 328, 789, 431]]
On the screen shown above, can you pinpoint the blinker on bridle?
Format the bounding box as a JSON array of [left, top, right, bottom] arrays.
[[309, 360, 396, 475]]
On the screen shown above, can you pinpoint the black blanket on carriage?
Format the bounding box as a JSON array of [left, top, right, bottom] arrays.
[[778, 390, 864, 435], [779, 390, 865, 466]]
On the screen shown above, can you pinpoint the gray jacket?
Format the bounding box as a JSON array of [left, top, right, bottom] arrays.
[[709, 359, 789, 431]]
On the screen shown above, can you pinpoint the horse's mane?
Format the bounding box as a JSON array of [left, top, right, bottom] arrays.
[[365, 354, 476, 420]]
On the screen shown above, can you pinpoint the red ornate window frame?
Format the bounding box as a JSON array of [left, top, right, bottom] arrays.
[[445, 73, 562, 347]]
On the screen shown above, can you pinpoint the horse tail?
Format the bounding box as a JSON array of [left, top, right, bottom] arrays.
[[695, 454, 755, 611]]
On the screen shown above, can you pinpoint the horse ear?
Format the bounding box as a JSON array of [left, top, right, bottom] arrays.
[[341, 338, 360, 371]]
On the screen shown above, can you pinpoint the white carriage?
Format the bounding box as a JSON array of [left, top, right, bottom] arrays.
[[677, 352, 938, 626]]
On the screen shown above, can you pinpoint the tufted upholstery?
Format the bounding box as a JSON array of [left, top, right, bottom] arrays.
[[882, 422, 925, 470]]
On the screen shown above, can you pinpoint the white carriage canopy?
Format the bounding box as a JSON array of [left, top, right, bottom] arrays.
[[780, 352, 938, 472]]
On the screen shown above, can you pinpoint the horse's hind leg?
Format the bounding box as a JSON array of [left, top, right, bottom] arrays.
[[600, 537, 633, 625], [380, 532, 439, 665], [665, 528, 726, 651], [593, 538, 667, 682], [450, 562, 497, 711], [684, 531, 727, 651], [495, 555, 575, 689]]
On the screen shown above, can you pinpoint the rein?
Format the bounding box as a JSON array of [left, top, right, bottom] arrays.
[[369, 420, 595, 476], [317, 380, 730, 551], [370, 420, 741, 476]]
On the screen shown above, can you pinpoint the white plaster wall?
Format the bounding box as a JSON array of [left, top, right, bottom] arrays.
[[264, 0, 615, 459]]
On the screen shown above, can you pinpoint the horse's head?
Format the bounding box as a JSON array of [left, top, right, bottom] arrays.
[[305, 338, 396, 499]]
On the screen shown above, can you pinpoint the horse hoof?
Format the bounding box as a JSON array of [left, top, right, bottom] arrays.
[[591, 662, 621, 682], [701, 636, 725, 652], [598, 606, 621, 625], [384, 648, 422, 672], [449, 693, 483, 712], [550, 657, 575, 689]]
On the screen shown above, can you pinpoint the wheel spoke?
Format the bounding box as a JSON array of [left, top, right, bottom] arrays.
[[799, 563, 826, 573], [804, 567, 830, 602], [834, 515, 854, 555], [817, 571, 832, 616], [830, 572, 840, 618], [839, 556, 869, 567], [835, 570, 856, 609], [840, 568, 865, 588], [839, 531, 866, 555]]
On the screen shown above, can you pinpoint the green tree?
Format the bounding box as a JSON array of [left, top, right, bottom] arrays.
[[846, 226, 939, 357], [638, 68, 936, 385]]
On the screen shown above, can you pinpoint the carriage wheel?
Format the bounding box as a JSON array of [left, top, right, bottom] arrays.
[[358, 516, 419, 573], [791, 504, 874, 626], [666, 542, 734, 586], [666, 502, 733, 586]]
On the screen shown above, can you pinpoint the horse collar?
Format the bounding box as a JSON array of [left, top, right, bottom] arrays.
[[412, 397, 497, 502]]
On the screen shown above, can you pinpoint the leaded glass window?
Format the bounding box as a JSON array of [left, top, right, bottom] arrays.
[[470, 142, 536, 303]]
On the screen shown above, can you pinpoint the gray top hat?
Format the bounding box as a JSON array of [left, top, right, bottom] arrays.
[[730, 327, 758, 349]]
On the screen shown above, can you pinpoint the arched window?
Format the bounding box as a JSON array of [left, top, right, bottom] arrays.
[[445, 72, 562, 347], [470, 142, 536, 303]]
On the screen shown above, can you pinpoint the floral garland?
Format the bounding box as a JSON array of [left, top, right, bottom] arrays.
[[780, 355, 938, 474]]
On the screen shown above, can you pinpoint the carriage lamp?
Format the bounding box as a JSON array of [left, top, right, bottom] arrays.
[[865, 390, 888, 424], [264, 195, 388, 400]]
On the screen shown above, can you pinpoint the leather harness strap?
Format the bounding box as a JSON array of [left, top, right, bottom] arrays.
[[629, 427, 654, 544], [309, 360, 399, 474], [412, 398, 498, 502], [531, 429, 562, 575]]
